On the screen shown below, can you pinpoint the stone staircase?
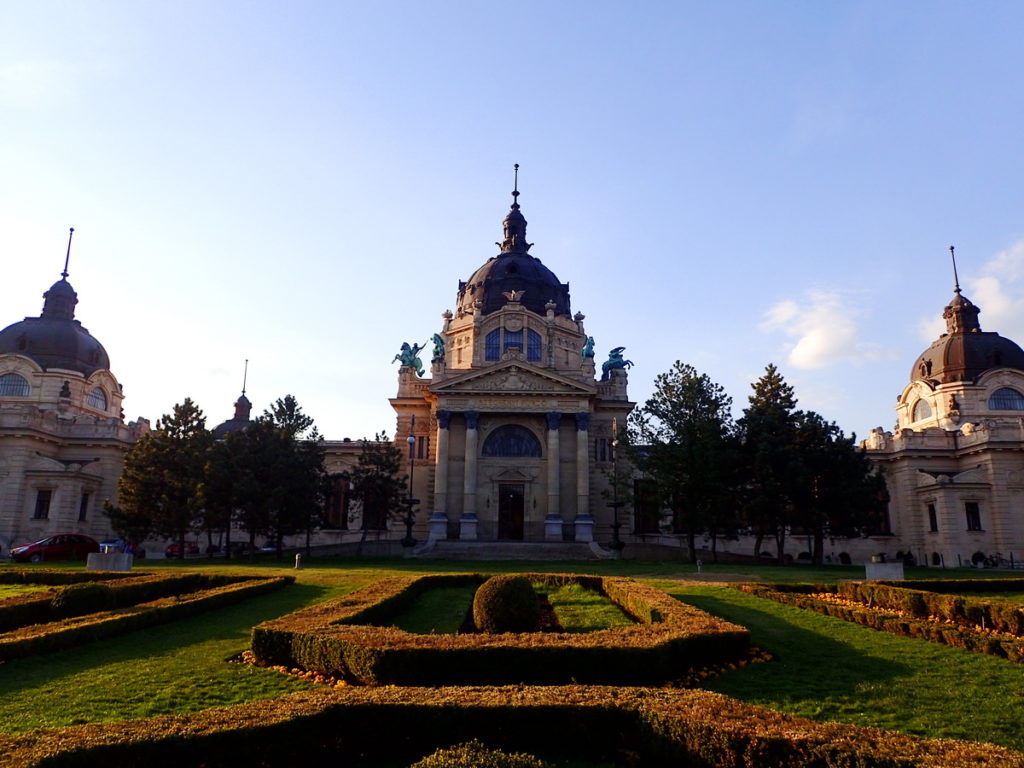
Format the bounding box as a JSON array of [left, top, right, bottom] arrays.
[[415, 540, 602, 561]]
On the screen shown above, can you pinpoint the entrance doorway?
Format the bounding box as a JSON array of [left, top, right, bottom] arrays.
[[498, 483, 525, 540]]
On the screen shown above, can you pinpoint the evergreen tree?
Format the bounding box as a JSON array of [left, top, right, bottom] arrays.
[[346, 432, 407, 553], [627, 362, 737, 562], [109, 398, 212, 558], [738, 364, 799, 564]]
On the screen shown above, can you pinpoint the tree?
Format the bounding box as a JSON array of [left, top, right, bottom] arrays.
[[200, 430, 248, 558], [790, 411, 883, 564], [108, 398, 212, 558], [346, 433, 407, 554], [627, 362, 737, 562], [737, 364, 799, 564]]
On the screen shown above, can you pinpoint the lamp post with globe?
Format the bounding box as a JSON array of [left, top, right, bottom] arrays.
[[608, 418, 625, 553]]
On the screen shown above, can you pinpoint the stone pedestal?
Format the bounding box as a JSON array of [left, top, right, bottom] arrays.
[[427, 513, 448, 541], [865, 562, 904, 580], [544, 516, 564, 541], [460, 516, 479, 541], [87, 552, 133, 572], [573, 516, 595, 543]]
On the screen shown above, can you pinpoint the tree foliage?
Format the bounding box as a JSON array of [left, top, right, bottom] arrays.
[[627, 361, 737, 561], [345, 433, 407, 537], [108, 398, 212, 558]]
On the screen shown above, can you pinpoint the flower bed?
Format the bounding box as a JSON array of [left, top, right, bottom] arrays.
[[736, 582, 1024, 662], [0, 684, 1018, 767], [251, 573, 750, 685], [0, 575, 293, 662]]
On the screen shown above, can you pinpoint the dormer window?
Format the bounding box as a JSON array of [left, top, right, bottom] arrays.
[[989, 387, 1024, 410], [0, 373, 30, 396], [912, 398, 932, 422], [87, 387, 108, 411]]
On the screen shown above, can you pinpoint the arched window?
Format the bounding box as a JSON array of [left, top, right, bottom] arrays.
[[912, 398, 932, 422], [988, 387, 1024, 410], [481, 425, 543, 457], [485, 329, 500, 361], [0, 373, 29, 396], [87, 387, 107, 410], [527, 329, 542, 362], [504, 329, 523, 353]]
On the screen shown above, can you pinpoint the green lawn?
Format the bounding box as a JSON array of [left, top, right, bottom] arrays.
[[2, 557, 1023, 752], [389, 584, 476, 634], [537, 582, 635, 632], [0, 584, 53, 598]]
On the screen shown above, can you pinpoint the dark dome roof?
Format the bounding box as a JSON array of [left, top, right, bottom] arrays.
[[456, 196, 571, 318], [0, 278, 110, 376], [911, 290, 1024, 384], [212, 393, 252, 438]]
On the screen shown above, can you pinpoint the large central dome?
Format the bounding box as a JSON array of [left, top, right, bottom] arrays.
[[455, 187, 571, 318]]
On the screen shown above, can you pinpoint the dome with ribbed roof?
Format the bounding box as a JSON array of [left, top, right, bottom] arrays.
[[911, 288, 1024, 385], [455, 186, 571, 318], [0, 276, 110, 376]]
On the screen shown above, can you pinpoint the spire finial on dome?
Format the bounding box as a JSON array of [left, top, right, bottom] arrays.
[[62, 227, 74, 279], [511, 163, 521, 210], [241, 358, 249, 397], [950, 244, 961, 295]]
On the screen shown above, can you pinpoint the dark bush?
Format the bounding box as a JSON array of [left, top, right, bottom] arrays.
[[410, 740, 551, 768], [50, 583, 115, 618], [473, 575, 540, 634]]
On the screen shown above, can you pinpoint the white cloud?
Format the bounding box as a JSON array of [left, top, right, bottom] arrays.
[[761, 289, 880, 370], [968, 239, 1024, 342]]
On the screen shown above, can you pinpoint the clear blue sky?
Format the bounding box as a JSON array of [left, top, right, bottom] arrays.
[[3, 2, 1023, 440]]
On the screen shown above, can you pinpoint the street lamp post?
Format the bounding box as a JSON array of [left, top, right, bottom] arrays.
[[608, 419, 625, 552], [402, 416, 419, 548]]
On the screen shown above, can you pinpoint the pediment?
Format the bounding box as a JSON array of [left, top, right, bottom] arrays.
[[431, 361, 596, 397]]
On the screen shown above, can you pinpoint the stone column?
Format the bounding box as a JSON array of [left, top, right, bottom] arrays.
[[574, 412, 594, 542], [544, 412, 562, 541], [428, 410, 451, 541], [460, 411, 480, 540]]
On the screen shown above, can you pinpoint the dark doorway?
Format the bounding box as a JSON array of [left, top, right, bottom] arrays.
[[498, 483, 525, 540]]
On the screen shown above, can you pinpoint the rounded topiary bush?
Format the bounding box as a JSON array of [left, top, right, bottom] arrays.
[[472, 575, 540, 634], [410, 740, 551, 768], [50, 582, 115, 618]]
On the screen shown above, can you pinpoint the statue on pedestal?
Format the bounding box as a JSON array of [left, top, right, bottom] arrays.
[[393, 342, 426, 377]]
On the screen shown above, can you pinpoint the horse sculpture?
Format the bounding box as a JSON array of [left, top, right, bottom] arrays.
[[431, 333, 446, 362], [601, 346, 633, 380], [393, 342, 426, 377]]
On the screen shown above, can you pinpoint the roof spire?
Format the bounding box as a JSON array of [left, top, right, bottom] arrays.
[[62, 227, 74, 279], [499, 164, 531, 253], [950, 244, 961, 295], [511, 163, 520, 210], [241, 358, 249, 396]]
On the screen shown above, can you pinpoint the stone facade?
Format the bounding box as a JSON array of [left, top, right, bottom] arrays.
[[0, 272, 149, 554], [388, 185, 635, 544]]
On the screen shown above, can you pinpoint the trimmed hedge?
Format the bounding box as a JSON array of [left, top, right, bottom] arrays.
[[0, 576, 293, 662], [410, 740, 551, 768], [0, 685, 1019, 767], [0, 573, 253, 633], [0, 570, 144, 586], [472, 575, 541, 633], [252, 573, 749, 685], [736, 583, 1024, 662]]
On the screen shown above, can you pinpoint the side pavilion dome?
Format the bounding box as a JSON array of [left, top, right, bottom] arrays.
[[0, 276, 110, 376]]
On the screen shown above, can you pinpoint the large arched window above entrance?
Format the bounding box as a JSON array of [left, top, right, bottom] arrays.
[[87, 387, 108, 410], [912, 398, 932, 422], [0, 373, 30, 397], [988, 387, 1024, 410], [481, 425, 543, 457]]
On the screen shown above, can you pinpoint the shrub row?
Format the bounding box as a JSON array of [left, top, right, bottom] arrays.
[[0, 573, 251, 633], [737, 584, 1024, 662], [0, 576, 292, 662], [837, 580, 1024, 635], [0, 569, 143, 586], [0, 684, 1019, 767], [251, 573, 750, 685]]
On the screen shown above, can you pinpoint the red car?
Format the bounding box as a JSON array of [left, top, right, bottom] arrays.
[[164, 541, 200, 559], [9, 534, 100, 563]]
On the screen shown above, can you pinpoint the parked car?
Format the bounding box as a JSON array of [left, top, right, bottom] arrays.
[[10, 534, 100, 563], [164, 541, 200, 559]]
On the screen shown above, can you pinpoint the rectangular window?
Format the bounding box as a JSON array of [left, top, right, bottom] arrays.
[[527, 329, 542, 362], [504, 329, 523, 352], [965, 502, 982, 531], [325, 477, 349, 530], [927, 503, 938, 532], [417, 435, 429, 459], [78, 492, 91, 522], [485, 329, 500, 361], [633, 479, 660, 534], [33, 490, 52, 520]]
